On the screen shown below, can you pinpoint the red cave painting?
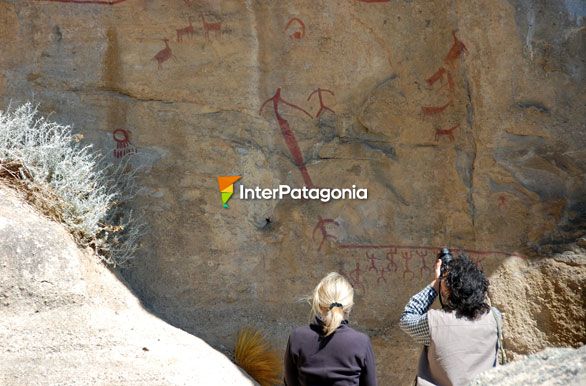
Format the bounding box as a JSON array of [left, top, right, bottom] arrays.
[[201, 13, 221, 40], [317, 219, 526, 289], [112, 129, 136, 159], [416, 249, 432, 279], [285, 17, 306, 40], [497, 194, 507, 209], [307, 88, 335, 118], [421, 31, 468, 142], [444, 30, 468, 66], [434, 124, 459, 142], [176, 18, 195, 42], [312, 216, 339, 252], [400, 249, 415, 279], [39, 0, 128, 4], [259, 88, 314, 188], [421, 100, 453, 116], [153, 38, 173, 69]]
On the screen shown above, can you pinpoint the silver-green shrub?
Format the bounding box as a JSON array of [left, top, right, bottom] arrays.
[[0, 102, 142, 266]]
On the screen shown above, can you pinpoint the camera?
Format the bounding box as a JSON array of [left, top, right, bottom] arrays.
[[437, 247, 453, 275]]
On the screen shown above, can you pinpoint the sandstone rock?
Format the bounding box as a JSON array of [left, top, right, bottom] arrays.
[[0, 186, 256, 386], [470, 346, 586, 386], [0, 0, 584, 384]]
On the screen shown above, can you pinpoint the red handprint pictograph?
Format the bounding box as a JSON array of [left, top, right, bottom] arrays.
[[312, 216, 339, 251], [434, 124, 459, 142], [112, 129, 136, 159], [366, 252, 379, 273], [417, 249, 432, 279], [153, 38, 173, 69], [259, 88, 314, 187], [385, 247, 398, 273], [176, 17, 194, 42], [401, 249, 415, 280], [307, 88, 335, 118], [285, 17, 305, 39]]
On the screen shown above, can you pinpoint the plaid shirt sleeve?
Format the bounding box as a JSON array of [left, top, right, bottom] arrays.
[[399, 284, 437, 346]]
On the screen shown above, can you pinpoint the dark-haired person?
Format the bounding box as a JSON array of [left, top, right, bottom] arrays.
[[284, 272, 378, 386], [399, 250, 502, 386]]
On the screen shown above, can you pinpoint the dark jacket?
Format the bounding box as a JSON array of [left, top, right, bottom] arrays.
[[284, 318, 377, 386]]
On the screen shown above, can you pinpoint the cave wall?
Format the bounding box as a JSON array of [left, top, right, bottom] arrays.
[[0, 0, 584, 384]]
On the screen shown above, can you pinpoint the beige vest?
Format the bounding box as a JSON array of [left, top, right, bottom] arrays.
[[417, 308, 499, 386]]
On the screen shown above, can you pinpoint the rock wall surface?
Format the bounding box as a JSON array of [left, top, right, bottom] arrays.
[[0, 186, 256, 385], [0, 0, 584, 384]]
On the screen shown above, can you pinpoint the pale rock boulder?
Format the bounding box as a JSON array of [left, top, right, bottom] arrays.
[[0, 186, 256, 386]]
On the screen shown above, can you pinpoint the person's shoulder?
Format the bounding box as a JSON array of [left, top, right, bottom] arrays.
[[344, 325, 372, 345], [290, 324, 319, 340]]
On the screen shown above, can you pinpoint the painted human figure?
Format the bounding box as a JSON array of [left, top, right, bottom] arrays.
[[307, 88, 335, 118], [312, 216, 339, 251], [259, 88, 314, 187]]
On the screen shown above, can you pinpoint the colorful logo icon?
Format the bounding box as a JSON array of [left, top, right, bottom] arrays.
[[217, 176, 241, 208]]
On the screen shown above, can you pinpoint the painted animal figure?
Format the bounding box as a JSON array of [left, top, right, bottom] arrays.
[[153, 38, 172, 69], [444, 30, 468, 65], [176, 17, 194, 42], [201, 13, 221, 40], [434, 124, 459, 142], [421, 100, 453, 116]]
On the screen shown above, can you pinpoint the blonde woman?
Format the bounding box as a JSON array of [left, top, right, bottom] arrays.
[[284, 272, 378, 386]]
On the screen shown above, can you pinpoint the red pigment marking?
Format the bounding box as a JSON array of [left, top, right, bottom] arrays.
[[307, 88, 335, 118], [201, 13, 221, 40], [39, 0, 128, 4], [312, 216, 339, 251], [112, 129, 136, 159], [285, 17, 306, 39], [337, 243, 527, 260], [444, 30, 468, 66], [385, 247, 398, 273], [366, 252, 379, 273], [434, 124, 459, 142], [422, 100, 453, 116], [498, 194, 507, 209], [416, 249, 432, 279], [401, 249, 415, 279], [259, 88, 314, 187], [176, 17, 195, 42], [153, 38, 173, 69]]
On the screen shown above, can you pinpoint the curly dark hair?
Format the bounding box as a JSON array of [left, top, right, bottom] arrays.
[[442, 255, 490, 319]]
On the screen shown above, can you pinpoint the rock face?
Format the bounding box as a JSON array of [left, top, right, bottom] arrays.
[[0, 186, 256, 386], [470, 345, 586, 385], [0, 0, 584, 384]]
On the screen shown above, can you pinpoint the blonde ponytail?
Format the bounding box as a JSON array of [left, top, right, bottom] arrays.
[[310, 272, 354, 336]]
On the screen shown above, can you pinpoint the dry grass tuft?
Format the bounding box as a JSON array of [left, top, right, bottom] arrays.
[[234, 327, 281, 386]]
